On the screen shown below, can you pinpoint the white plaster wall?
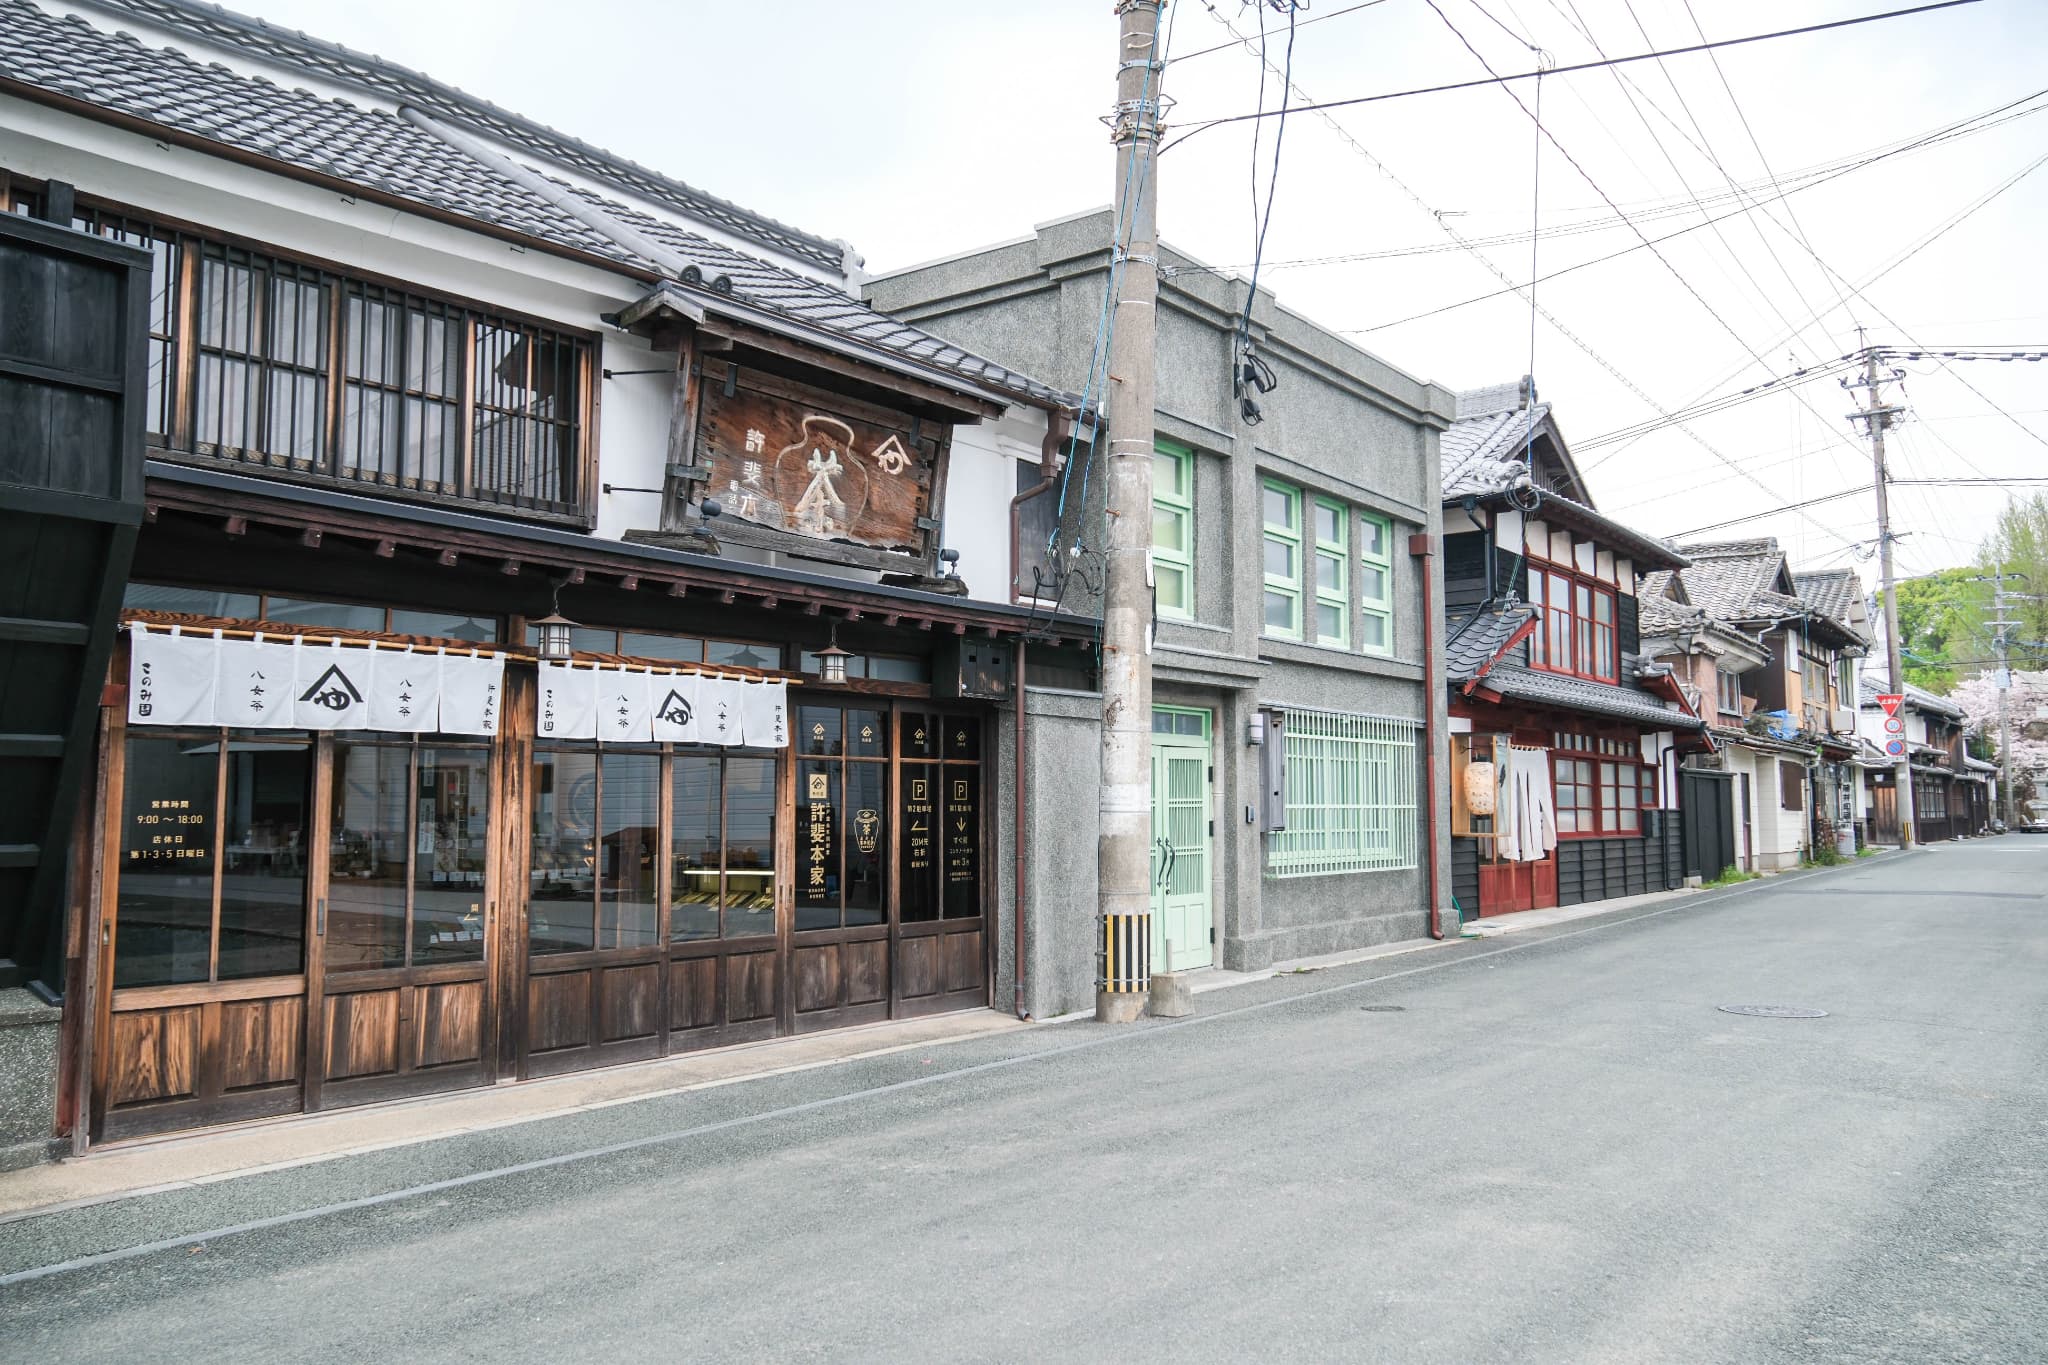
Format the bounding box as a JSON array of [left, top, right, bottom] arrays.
[[941, 408, 1051, 607]]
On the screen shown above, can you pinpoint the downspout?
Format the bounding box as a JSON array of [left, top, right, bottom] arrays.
[[397, 106, 725, 301], [1011, 414, 1071, 602], [1013, 637, 1030, 1019], [1410, 532, 1446, 939]]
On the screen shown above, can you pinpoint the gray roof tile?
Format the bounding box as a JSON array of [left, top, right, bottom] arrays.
[[74, 0, 849, 272], [1793, 568, 1862, 625], [1475, 664, 1704, 730], [1445, 603, 1535, 682]]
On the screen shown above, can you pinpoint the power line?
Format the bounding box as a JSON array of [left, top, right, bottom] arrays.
[[1170, 0, 1389, 65], [1669, 478, 2048, 538], [1426, 0, 1867, 545], [1160, 0, 1983, 150], [1189, 2, 1755, 509]]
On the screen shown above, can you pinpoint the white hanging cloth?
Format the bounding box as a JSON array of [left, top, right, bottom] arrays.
[[698, 675, 744, 747], [648, 672, 702, 744], [737, 678, 790, 748], [438, 650, 505, 736], [1502, 746, 1558, 863], [368, 647, 440, 733], [127, 624, 216, 726], [213, 632, 298, 730], [536, 661, 599, 740], [291, 639, 374, 729], [596, 668, 654, 744]]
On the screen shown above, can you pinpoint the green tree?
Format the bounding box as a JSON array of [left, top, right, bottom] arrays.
[[1893, 567, 1985, 692], [1981, 494, 2048, 674]]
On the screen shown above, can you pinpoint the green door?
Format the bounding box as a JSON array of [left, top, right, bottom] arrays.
[[1150, 709, 1213, 972]]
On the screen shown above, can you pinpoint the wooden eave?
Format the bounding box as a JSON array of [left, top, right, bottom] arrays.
[[140, 469, 1094, 644]]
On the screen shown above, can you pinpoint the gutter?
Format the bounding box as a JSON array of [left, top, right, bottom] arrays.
[[1411, 533, 1446, 940]]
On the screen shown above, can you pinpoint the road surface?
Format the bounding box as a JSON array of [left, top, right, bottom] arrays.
[[3, 839, 2043, 1363]]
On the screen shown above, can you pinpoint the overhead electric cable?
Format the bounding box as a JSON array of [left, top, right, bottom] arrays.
[[1426, 0, 1866, 544], [1161, 0, 1982, 151], [1170, 0, 1389, 65]]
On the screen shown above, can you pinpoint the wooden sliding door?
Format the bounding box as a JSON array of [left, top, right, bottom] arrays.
[[309, 737, 494, 1108], [95, 727, 315, 1140]]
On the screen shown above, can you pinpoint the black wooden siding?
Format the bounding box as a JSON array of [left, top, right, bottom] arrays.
[[1444, 531, 1490, 611], [1555, 822, 1684, 906]]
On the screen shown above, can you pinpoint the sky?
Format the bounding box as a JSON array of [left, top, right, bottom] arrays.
[[229, 0, 2048, 585]]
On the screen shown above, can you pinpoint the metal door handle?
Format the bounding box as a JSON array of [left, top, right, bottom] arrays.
[[316, 897, 327, 936], [1161, 841, 1177, 889]]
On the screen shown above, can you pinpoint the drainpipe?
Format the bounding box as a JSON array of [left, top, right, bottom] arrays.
[[397, 106, 726, 300], [1011, 414, 1071, 602], [1409, 532, 1446, 939], [1013, 637, 1030, 1019]]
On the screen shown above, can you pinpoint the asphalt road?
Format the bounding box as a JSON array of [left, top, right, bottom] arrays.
[[3, 839, 2044, 1364]]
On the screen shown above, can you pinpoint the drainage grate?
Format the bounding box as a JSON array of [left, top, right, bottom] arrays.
[[1717, 1004, 1829, 1018], [1359, 1005, 1407, 1013]]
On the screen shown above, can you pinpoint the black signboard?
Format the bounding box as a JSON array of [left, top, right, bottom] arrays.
[[944, 770, 978, 918], [900, 764, 938, 922]]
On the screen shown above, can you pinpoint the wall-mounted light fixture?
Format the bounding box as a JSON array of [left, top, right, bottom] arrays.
[[534, 578, 577, 662], [938, 547, 961, 578], [816, 620, 853, 685]]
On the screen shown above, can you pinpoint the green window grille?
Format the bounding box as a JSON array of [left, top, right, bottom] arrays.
[[1261, 479, 1302, 639], [1359, 511, 1393, 656], [1267, 707, 1420, 877], [1152, 443, 1194, 620], [1312, 498, 1348, 647]]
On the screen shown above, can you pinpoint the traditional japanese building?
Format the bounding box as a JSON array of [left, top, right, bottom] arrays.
[[1437, 382, 1711, 916], [0, 0, 1091, 1158]]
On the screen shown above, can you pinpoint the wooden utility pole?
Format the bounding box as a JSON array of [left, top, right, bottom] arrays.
[[1852, 340, 1914, 846], [1097, 0, 1165, 1023]]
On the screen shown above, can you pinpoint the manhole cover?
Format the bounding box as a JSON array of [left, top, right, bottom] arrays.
[[1717, 1004, 1828, 1018], [1359, 1005, 1406, 1013]]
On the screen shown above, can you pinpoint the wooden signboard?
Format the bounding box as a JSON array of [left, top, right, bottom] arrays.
[[693, 360, 944, 560]]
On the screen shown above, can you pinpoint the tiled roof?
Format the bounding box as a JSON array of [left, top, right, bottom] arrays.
[[1793, 568, 1863, 626], [1474, 664, 1705, 730], [1668, 538, 1790, 619], [1444, 603, 1535, 682], [2, 0, 1077, 413], [68, 0, 849, 273], [1440, 404, 1550, 499], [1858, 673, 1965, 718], [0, 0, 643, 266], [573, 188, 1080, 410]]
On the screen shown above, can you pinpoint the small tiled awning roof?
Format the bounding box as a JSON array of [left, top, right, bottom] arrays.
[[1445, 603, 1535, 682], [1470, 664, 1706, 730]]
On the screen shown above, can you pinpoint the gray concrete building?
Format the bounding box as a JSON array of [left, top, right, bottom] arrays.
[[869, 209, 1458, 1018]]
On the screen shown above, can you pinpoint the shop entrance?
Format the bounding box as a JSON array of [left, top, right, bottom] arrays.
[[1150, 707, 1213, 972], [94, 698, 992, 1141]]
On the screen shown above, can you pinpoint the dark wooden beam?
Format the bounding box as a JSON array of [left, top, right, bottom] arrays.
[[223, 515, 246, 536], [619, 574, 639, 591], [666, 581, 687, 598], [564, 567, 586, 586], [918, 619, 934, 632], [882, 613, 899, 628], [374, 538, 396, 559], [500, 558, 521, 576], [438, 548, 459, 567], [803, 602, 822, 617], [299, 526, 321, 548], [951, 622, 967, 635], [720, 590, 737, 605], [760, 596, 779, 611]]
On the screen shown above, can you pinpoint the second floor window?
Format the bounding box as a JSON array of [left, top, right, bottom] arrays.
[[1360, 512, 1393, 655], [1311, 498, 1347, 647], [1262, 480, 1303, 638], [1152, 443, 1194, 619], [1527, 567, 1619, 683], [32, 193, 595, 520], [1716, 669, 1744, 718]]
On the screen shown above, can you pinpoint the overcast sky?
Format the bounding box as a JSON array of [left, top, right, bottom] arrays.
[[236, 0, 2048, 583]]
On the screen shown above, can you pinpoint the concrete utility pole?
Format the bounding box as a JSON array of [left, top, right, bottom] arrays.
[[1982, 567, 2025, 829], [1850, 339, 1914, 847], [1096, 0, 1164, 1023]]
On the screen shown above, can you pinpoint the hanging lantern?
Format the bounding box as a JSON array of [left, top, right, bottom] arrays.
[[816, 621, 852, 685], [534, 581, 576, 662]]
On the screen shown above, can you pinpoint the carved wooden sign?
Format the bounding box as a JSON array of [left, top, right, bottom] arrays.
[[694, 363, 942, 556]]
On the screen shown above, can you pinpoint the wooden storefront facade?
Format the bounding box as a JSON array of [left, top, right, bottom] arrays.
[[89, 581, 1010, 1143]]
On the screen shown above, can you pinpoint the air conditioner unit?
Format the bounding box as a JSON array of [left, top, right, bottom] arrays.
[[1830, 708, 1857, 734]]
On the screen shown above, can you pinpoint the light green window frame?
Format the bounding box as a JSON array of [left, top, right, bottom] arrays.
[[1311, 498, 1348, 647], [1266, 708, 1420, 877], [1358, 511, 1394, 656], [1151, 443, 1194, 620], [1261, 478, 1302, 639]]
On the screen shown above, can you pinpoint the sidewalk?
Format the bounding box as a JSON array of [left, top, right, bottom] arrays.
[[0, 1008, 1022, 1223]]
